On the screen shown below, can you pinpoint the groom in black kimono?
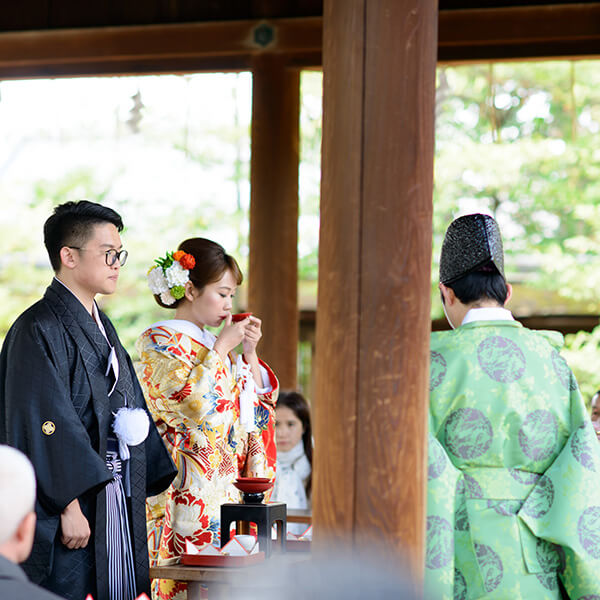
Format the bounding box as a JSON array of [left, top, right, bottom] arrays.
[[0, 201, 176, 600]]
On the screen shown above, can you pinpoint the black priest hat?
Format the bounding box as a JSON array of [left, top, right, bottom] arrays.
[[439, 213, 505, 285]]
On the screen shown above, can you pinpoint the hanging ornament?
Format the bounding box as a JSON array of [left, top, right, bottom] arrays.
[[126, 90, 144, 133]]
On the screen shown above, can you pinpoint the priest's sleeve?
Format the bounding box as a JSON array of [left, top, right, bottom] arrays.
[[425, 422, 462, 600], [518, 376, 600, 598]]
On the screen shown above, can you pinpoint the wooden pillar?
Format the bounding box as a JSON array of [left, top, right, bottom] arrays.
[[248, 55, 300, 389], [313, 0, 437, 579]]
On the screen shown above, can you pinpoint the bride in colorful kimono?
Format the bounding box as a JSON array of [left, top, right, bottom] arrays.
[[135, 238, 278, 600]]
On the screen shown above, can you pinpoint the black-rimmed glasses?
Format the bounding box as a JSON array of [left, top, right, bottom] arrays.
[[68, 247, 128, 267]]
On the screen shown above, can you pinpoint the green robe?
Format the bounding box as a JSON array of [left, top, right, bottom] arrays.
[[426, 319, 600, 599]]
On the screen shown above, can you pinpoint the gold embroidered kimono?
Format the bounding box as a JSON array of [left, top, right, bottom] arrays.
[[135, 321, 278, 600]]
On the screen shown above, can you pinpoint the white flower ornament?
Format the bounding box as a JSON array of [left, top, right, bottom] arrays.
[[147, 250, 196, 304]]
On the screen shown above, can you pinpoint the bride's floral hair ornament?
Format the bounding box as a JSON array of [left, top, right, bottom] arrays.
[[147, 250, 196, 306]]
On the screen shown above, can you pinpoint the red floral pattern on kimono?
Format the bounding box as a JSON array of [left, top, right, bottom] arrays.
[[135, 324, 278, 600]]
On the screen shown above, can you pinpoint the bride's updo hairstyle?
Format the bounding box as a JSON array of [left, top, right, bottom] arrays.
[[153, 238, 243, 309]]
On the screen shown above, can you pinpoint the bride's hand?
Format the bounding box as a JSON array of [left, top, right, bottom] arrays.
[[242, 316, 262, 357], [213, 314, 248, 361]]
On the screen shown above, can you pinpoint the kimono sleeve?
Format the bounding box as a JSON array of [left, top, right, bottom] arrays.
[[0, 316, 111, 515], [248, 359, 279, 477], [518, 381, 600, 598], [136, 343, 233, 437], [229, 357, 278, 489]]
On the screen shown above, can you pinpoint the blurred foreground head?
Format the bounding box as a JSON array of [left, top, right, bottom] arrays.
[[0, 445, 37, 563]]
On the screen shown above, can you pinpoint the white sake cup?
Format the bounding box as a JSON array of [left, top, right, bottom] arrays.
[[234, 534, 257, 553]]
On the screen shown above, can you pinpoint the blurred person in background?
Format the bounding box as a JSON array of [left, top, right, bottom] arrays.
[[272, 391, 312, 535], [590, 390, 600, 439]]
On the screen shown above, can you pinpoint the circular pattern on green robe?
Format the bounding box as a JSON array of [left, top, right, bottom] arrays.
[[474, 543, 503, 593], [464, 473, 483, 497], [551, 350, 578, 391], [477, 336, 526, 383], [571, 423, 596, 472], [508, 468, 541, 485], [430, 351, 447, 390], [487, 499, 523, 516], [536, 573, 558, 591], [445, 408, 493, 459], [536, 538, 565, 573], [454, 475, 483, 531], [455, 481, 469, 532], [518, 410, 558, 462], [428, 435, 448, 480], [426, 516, 453, 569], [577, 506, 600, 559], [521, 475, 555, 518], [454, 568, 467, 600]]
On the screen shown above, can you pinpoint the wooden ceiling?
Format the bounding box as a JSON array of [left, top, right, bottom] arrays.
[[0, 1, 324, 31], [1, 1, 599, 31], [438, 1, 600, 62], [0, 1, 598, 79]]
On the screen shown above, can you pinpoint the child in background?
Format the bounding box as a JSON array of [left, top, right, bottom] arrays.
[[272, 391, 312, 535]]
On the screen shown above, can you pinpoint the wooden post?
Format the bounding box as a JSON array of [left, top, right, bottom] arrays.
[[313, 0, 437, 579], [248, 55, 300, 390]]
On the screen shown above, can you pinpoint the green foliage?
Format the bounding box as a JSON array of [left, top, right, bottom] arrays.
[[563, 326, 600, 407], [433, 60, 600, 323], [32, 169, 111, 209], [0, 74, 254, 356], [154, 251, 175, 270], [2, 64, 600, 396], [298, 72, 322, 286], [434, 60, 600, 393]]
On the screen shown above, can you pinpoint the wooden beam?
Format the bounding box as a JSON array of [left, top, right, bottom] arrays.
[[1, 3, 600, 79], [439, 3, 600, 62], [0, 17, 322, 78], [248, 55, 300, 390], [314, 0, 436, 580]]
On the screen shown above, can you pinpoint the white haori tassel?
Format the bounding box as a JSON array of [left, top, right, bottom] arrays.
[[236, 355, 257, 433], [112, 407, 150, 460]]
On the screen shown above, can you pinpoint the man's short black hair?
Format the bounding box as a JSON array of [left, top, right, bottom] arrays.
[[446, 268, 508, 306], [43, 200, 124, 272]]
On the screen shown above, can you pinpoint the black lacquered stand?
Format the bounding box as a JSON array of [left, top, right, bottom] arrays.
[[220, 492, 286, 558]]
